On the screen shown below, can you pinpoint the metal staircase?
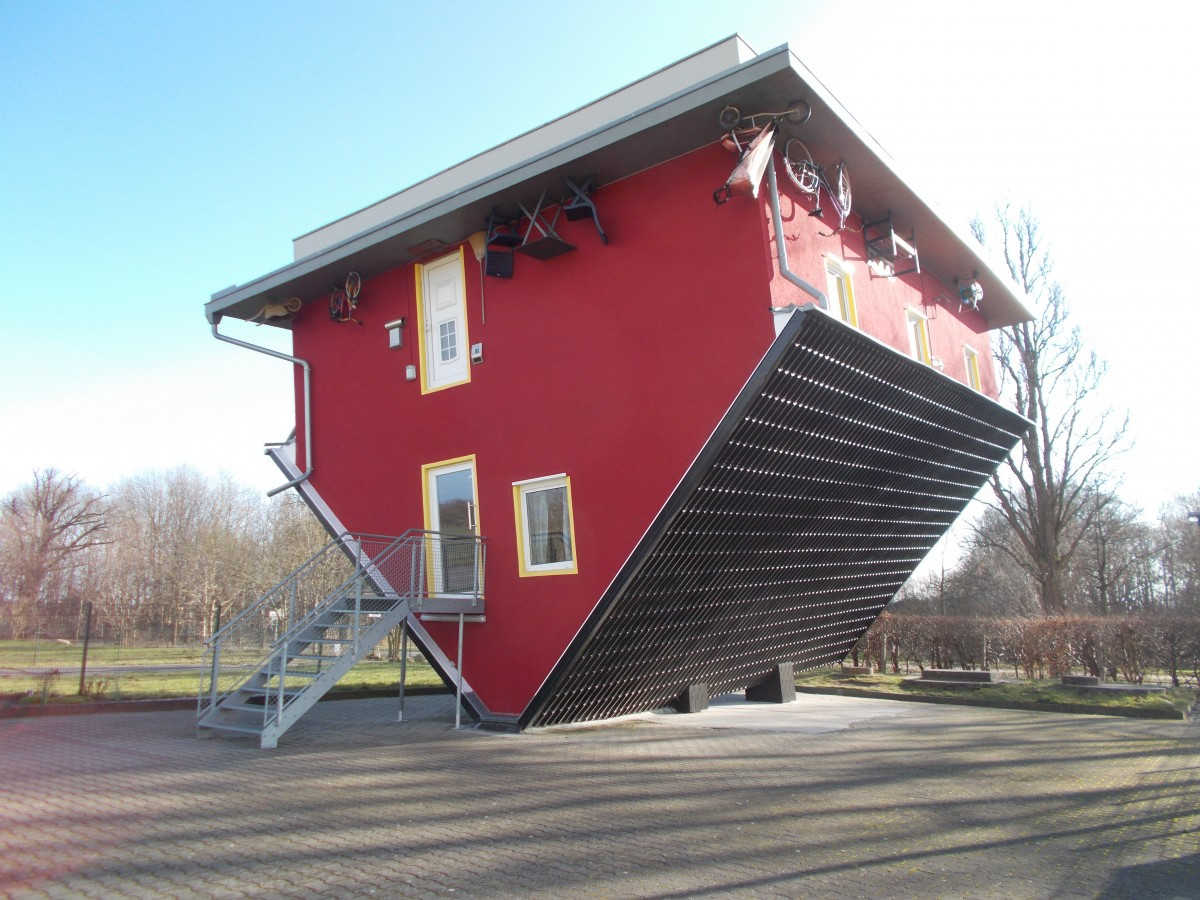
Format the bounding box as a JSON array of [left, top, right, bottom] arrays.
[[197, 529, 484, 748]]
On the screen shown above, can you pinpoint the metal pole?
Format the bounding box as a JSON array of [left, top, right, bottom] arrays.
[[455, 612, 464, 730], [398, 618, 409, 722], [353, 574, 363, 657], [208, 604, 222, 712], [78, 601, 93, 696], [288, 580, 297, 633]]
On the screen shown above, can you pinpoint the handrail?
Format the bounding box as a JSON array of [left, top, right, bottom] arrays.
[[200, 529, 485, 725], [206, 530, 410, 645]]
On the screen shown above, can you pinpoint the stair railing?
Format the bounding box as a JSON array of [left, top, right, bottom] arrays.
[[200, 529, 486, 730], [198, 531, 409, 718], [254, 530, 486, 731]]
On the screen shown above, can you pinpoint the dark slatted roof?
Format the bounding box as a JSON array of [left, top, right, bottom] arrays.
[[521, 307, 1029, 728]]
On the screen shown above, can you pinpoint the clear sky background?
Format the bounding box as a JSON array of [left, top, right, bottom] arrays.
[[2, 0, 1196, 516]]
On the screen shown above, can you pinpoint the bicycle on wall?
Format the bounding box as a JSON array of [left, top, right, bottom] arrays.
[[782, 138, 853, 234], [712, 101, 810, 205]]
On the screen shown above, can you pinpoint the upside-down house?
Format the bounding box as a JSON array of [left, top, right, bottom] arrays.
[[200, 36, 1031, 747]]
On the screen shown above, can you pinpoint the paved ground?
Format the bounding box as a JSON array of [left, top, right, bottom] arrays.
[[0, 693, 1197, 899]]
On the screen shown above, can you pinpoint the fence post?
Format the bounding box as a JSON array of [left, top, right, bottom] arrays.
[[398, 618, 408, 723], [78, 601, 93, 696], [208, 604, 222, 712]]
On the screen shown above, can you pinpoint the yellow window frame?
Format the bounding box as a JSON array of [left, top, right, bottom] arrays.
[[512, 474, 579, 577], [420, 454, 480, 595], [823, 256, 859, 328], [963, 345, 982, 391], [413, 248, 470, 395], [906, 309, 931, 365]]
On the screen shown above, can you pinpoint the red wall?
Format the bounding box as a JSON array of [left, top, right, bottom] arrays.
[[764, 175, 998, 397], [287, 142, 999, 715]]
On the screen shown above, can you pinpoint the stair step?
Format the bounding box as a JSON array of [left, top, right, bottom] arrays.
[[198, 721, 264, 736], [240, 685, 301, 697], [218, 702, 269, 714]]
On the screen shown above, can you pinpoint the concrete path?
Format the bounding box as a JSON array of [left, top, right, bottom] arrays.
[[1, 693, 1197, 898]]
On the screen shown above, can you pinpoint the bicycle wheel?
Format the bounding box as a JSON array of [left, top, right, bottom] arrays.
[[718, 105, 741, 129], [834, 163, 852, 218], [783, 139, 819, 194], [329, 287, 347, 321], [345, 271, 361, 301], [782, 100, 811, 125]]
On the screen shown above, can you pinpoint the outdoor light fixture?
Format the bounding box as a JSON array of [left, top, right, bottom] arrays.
[[1188, 511, 1200, 529], [956, 276, 983, 311], [384, 318, 406, 350]]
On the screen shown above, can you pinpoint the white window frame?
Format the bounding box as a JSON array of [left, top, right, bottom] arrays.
[[512, 474, 578, 577], [414, 249, 470, 393], [905, 308, 931, 365], [823, 256, 858, 327]]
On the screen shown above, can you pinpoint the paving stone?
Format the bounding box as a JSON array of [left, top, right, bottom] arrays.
[[1, 694, 1197, 897]]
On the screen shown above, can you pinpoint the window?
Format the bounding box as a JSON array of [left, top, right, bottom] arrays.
[[963, 345, 982, 391], [422, 456, 480, 595], [513, 475, 578, 576], [415, 250, 470, 393], [823, 257, 858, 327], [905, 309, 931, 365]]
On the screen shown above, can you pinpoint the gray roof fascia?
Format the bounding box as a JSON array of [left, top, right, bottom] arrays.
[[205, 45, 794, 325], [206, 40, 1033, 329]]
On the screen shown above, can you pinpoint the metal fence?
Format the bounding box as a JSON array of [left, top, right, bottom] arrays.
[[0, 603, 209, 703]]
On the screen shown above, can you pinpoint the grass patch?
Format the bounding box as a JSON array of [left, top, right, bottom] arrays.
[[797, 667, 1196, 717], [0, 648, 444, 705]]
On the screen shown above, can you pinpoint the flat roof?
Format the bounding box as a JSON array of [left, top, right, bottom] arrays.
[[207, 36, 1032, 328]]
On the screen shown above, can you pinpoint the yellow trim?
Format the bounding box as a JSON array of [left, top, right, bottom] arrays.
[[421, 455, 480, 594], [824, 256, 858, 328], [513, 475, 579, 577], [964, 345, 982, 391], [906, 308, 931, 365], [413, 248, 470, 395]]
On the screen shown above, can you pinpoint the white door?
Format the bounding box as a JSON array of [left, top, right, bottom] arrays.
[[426, 459, 478, 595], [421, 253, 468, 390]]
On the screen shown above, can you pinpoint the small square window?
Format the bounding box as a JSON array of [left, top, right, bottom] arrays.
[[439, 320, 458, 362], [513, 475, 578, 576]]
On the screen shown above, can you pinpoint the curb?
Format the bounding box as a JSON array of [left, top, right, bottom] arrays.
[[795, 684, 1190, 720], [0, 686, 450, 720]]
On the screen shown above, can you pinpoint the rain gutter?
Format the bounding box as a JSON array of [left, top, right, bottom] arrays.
[[765, 157, 827, 309], [208, 317, 313, 497]]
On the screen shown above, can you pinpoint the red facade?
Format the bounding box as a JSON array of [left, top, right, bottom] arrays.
[[206, 40, 1031, 735], [284, 142, 998, 715]]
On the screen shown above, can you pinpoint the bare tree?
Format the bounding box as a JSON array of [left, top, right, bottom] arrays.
[[0, 469, 108, 638], [1075, 493, 1160, 615], [972, 208, 1129, 613], [1158, 492, 1200, 612]]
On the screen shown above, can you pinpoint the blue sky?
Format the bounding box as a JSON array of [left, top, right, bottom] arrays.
[[2, 1, 1196, 515]]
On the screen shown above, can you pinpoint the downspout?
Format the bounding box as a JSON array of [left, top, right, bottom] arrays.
[[209, 315, 313, 497], [765, 158, 827, 310]]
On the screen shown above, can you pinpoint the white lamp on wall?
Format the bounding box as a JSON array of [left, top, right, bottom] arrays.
[[384, 318, 405, 349]]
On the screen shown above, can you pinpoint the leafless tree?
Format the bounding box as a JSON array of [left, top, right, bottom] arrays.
[[972, 207, 1130, 613], [1074, 494, 1160, 615], [1158, 492, 1200, 612], [0, 469, 108, 638]]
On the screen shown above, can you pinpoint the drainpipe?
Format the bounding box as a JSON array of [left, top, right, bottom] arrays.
[[765, 158, 828, 310], [209, 315, 313, 497]]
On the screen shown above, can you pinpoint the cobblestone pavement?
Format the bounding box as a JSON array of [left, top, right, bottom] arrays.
[[1, 693, 1197, 898]]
